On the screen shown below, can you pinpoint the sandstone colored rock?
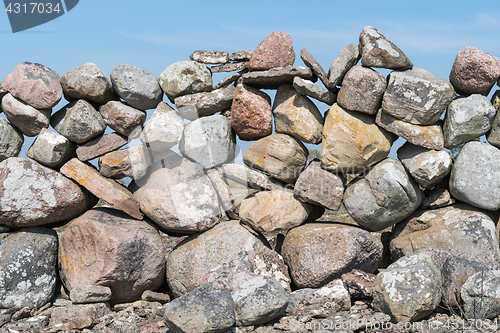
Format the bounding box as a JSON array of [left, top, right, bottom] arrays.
[[49, 303, 111, 325], [210, 61, 249, 73], [292, 77, 336, 105], [76, 132, 128, 162], [190, 50, 229, 64], [300, 48, 328, 87], [0, 118, 23, 162], [241, 66, 316, 90], [249, 32, 295, 71], [139, 102, 184, 152], [27, 128, 75, 168], [328, 43, 360, 89], [230, 50, 254, 61], [1, 93, 51, 137], [420, 188, 455, 210], [158, 61, 212, 100], [99, 101, 146, 138], [221, 163, 286, 191], [175, 84, 235, 120], [99, 145, 151, 180], [70, 285, 112, 304], [60, 63, 115, 104], [461, 270, 500, 319], [206, 168, 238, 219]]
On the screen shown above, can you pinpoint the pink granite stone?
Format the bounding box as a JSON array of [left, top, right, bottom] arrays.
[[249, 32, 295, 71]]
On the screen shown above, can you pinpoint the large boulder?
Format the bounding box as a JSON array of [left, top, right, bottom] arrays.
[[158, 61, 212, 100], [1, 93, 51, 137], [60, 63, 115, 104], [0, 118, 23, 162], [139, 102, 184, 152], [249, 32, 295, 71]]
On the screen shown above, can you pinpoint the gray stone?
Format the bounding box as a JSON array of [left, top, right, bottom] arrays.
[[300, 48, 329, 88], [213, 70, 247, 90], [0, 118, 23, 162], [70, 285, 112, 304], [443, 94, 496, 148], [1, 93, 51, 137], [211, 61, 249, 73], [99, 145, 151, 180], [60, 63, 115, 104], [110, 63, 163, 110], [141, 290, 170, 304], [49, 302, 111, 325], [343, 158, 423, 231], [293, 77, 336, 105], [27, 128, 75, 168], [139, 102, 184, 152], [159, 61, 213, 100], [328, 43, 360, 89], [99, 101, 146, 138], [164, 284, 235, 333], [286, 289, 315, 313], [175, 84, 235, 120], [76, 132, 128, 162], [373, 253, 441, 323], [487, 90, 500, 147], [462, 270, 500, 319], [221, 163, 286, 191], [241, 66, 317, 89], [420, 188, 455, 209], [230, 50, 254, 61], [301, 279, 351, 310], [206, 168, 238, 219], [190, 50, 229, 64]]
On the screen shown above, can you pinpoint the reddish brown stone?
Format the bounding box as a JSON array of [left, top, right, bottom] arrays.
[[99, 101, 146, 138], [76, 132, 128, 161], [341, 269, 376, 297], [450, 46, 500, 96], [249, 32, 295, 71]]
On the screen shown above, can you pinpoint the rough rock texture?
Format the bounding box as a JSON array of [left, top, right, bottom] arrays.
[[190, 50, 229, 64], [342, 269, 375, 298], [99, 101, 146, 138], [221, 163, 286, 191], [98, 145, 151, 180], [0, 158, 90, 227], [213, 70, 247, 90], [76, 132, 128, 162], [0, 228, 57, 314], [206, 168, 238, 218], [2, 62, 62, 109], [328, 43, 360, 89], [249, 32, 295, 71], [337, 65, 387, 115], [27, 128, 74, 168], [420, 187, 455, 209], [49, 302, 111, 325], [139, 102, 184, 152], [282, 222, 382, 289], [1, 93, 51, 137], [344, 158, 423, 231], [359, 26, 413, 70], [241, 66, 316, 89], [60, 63, 115, 104], [70, 285, 112, 304], [321, 104, 395, 173], [158, 61, 212, 100], [175, 84, 235, 120], [461, 270, 500, 319], [487, 90, 500, 147], [373, 253, 441, 323], [231, 50, 254, 61], [300, 48, 328, 88], [382, 68, 454, 125], [243, 134, 308, 184], [59, 208, 165, 304], [166, 220, 291, 297], [292, 76, 336, 105], [210, 61, 249, 73], [0, 118, 23, 162]]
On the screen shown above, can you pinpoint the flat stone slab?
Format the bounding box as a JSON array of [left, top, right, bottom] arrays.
[[241, 66, 317, 89], [190, 50, 229, 64], [174, 84, 235, 120], [293, 77, 336, 105], [210, 61, 249, 73], [76, 133, 128, 161]]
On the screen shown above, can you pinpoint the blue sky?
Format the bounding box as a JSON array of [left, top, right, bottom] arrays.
[[1, 0, 499, 161]]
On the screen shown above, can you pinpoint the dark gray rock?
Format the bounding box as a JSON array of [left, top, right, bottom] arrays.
[[61, 63, 115, 104], [300, 48, 329, 88], [190, 50, 229, 64], [159, 61, 212, 100], [293, 77, 336, 105], [487, 90, 500, 147], [462, 270, 500, 319], [27, 128, 75, 168], [175, 84, 235, 120], [328, 43, 360, 89], [241, 66, 317, 89], [0, 118, 23, 162]]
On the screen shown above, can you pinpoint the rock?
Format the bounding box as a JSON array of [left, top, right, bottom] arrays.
[[243, 134, 308, 184], [0, 157, 90, 227], [419, 248, 500, 272], [99, 101, 146, 138], [2, 62, 62, 109], [461, 270, 500, 319], [293, 76, 336, 105], [449, 46, 500, 96], [175, 84, 235, 120], [190, 50, 229, 64], [300, 48, 328, 88], [133, 155, 220, 234], [98, 145, 151, 180], [321, 104, 395, 173], [300, 279, 351, 311], [241, 66, 316, 89], [343, 158, 423, 231], [390, 204, 500, 262], [110, 63, 162, 110], [27, 128, 75, 168], [373, 252, 441, 323], [232, 276, 288, 326], [397, 142, 452, 189], [359, 26, 413, 70], [230, 84, 272, 141], [59, 208, 165, 304], [166, 220, 290, 297], [159, 61, 212, 100], [0, 228, 57, 314], [487, 90, 500, 147], [420, 188, 455, 209], [272, 84, 324, 144], [70, 285, 112, 304], [282, 222, 382, 288], [164, 284, 235, 333], [449, 141, 500, 210], [213, 70, 247, 90], [230, 50, 254, 61], [221, 163, 286, 191], [294, 161, 344, 210], [0, 118, 23, 162], [249, 32, 295, 71], [49, 303, 112, 325], [60, 158, 143, 220], [328, 43, 360, 89], [211, 61, 249, 73], [375, 110, 444, 150], [240, 189, 313, 233], [382, 68, 454, 125], [139, 102, 184, 152], [60, 63, 115, 104], [443, 94, 496, 148], [1, 93, 51, 136], [51, 99, 106, 144], [0, 84, 7, 101], [337, 65, 387, 115], [206, 168, 238, 218], [141, 290, 170, 304], [179, 114, 236, 169], [76, 132, 128, 162], [342, 269, 375, 298]]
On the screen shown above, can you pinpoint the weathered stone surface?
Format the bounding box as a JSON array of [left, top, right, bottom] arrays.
[[359, 26, 413, 70], [241, 66, 317, 89], [328, 43, 360, 89], [99, 145, 151, 180], [462, 270, 500, 319], [190, 50, 229, 64], [99, 101, 146, 138], [342, 269, 375, 298], [249, 32, 295, 71], [383, 68, 454, 125], [110, 63, 162, 110], [27, 128, 74, 168], [139, 102, 184, 152], [397, 142, 452, 189], [373, 253, 441, 323], [59, 208, 165, 304], [0, 118, 23, 162], [321, 104, 395, 173], [282, 223, 382, 289], [376, 110, 444, 150], [166, 220, 291, 297], [70, 285, 112, 304], [0, 158, 90, 227], [49, 303, 111, 325], [60, 158, 143, 220], [344, 158, 423, 231], [206, 168, 238, 219], [159, 61, 212, 100], [61, 63, 115, 104], [294, 161, 344, 210], [141, 290, 170, 304], [230, 50, 254, 61], [213, 70, 247, 90], [487, 90, 500, 147], [243, 134, 308, 184], [164, 284, 235, 333], [293, 76, 336, 105], [449, 141, 500, 210], [221, 163, 286, 191], [337, 65, 386, 115], [420, 187, 455, 209], [300, 48, 328, 87], [211, 61, 249, 73], [76, 132, 128, 162], [450, 46, 500, 96], [175, 84, 235, 120], [390, 204, 500, 262], [0, 85, 6, 101], [51, 99, 106, 144], [240, 189, 313, 233], [2, 62, 62, 109], [443, 94, 496, 148], [0, 228, 57, 314], [1, 93, 51, 137], [232, 276, 288, 326]]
